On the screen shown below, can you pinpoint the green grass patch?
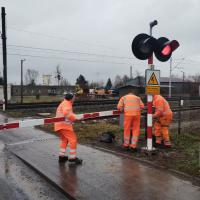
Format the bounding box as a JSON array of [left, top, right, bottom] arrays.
[[168, 132, 200, 176]]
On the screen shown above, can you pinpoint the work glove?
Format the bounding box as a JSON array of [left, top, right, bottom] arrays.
[[75, 114, 83, 121]]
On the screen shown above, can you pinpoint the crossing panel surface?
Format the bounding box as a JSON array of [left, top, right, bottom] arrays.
[[8, 139, 200, 200]]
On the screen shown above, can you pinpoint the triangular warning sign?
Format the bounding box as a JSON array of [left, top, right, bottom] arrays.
[[148, 72, 159, 85]]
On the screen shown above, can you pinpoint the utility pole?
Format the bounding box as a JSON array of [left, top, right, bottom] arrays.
[[1, 7, 7, 110], [169, 57, 184, 98], [21, 59, 26, 104], [181, 71, 185, 96], [169, 57, 172, 98], [130, 66, 133, 79]]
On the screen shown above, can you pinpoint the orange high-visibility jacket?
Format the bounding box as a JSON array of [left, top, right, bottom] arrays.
[[54, 100, 76, 132], [153, 95, 172, 118], [117, 94, 144, 116]]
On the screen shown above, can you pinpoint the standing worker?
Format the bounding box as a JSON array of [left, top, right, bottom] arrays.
[[117, 92, 144, 150], [153, 95, 173, 147], [54, 92, 82, 164]]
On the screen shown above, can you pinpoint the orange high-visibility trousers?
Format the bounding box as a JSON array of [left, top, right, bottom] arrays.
[[57, 129, 77, 159], [154, 113, 173, 144], [123, 115, 141, 148]]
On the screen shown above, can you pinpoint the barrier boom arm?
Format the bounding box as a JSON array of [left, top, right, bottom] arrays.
[[0, 110, 120, 131]]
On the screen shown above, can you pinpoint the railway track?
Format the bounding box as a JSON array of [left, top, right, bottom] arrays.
[[1, 98, 200, 111], [2, 99, 118, 110]]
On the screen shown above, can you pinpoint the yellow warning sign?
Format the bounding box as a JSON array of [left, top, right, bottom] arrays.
[[146, 86, 160, 95], [148, 72, 159, 85]]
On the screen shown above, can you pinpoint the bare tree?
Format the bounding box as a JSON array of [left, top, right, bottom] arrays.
[[122, 75, 130, 85], [25, 69, 39, 85], [189, 73, 200, 82], [55, 65, 62, 86], [114, 75, 123, 88]]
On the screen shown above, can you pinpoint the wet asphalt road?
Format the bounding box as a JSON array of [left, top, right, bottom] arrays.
[[1, 113, 200, 200], [0, 114, 69, 200], [9, 140, 200, 200]]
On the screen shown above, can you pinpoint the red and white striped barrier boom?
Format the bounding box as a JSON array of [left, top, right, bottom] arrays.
[[0, 110, 120, 131]]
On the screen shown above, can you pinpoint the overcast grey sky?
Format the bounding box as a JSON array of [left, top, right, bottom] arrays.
[[0, 0, 200, 85]]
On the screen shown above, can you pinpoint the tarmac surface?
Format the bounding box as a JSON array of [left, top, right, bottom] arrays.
[[0, 114, 70, 200], [7, 138, 200, 200], [1, 113, 200, 200]]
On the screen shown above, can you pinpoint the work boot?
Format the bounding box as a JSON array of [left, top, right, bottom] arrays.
[[154, 143, 162, 148], [58, 156, 68, 163], [164, 141, 172, 148], [68, 157, 83, 165], [122, 146, 129, 151], [129, 147, 138, 153]]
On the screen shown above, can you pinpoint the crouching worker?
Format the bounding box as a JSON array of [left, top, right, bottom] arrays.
[[54, 92, 82, 164], [117, 92, 144, 151], [153, 95, 173, 148]]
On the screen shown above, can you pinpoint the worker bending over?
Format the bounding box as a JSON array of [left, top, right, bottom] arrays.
[[54, 92, 82, 164], [153, 95, 173, 147], [117, 92, 144, 150]]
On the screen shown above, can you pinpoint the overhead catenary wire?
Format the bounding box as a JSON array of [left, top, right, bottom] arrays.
[[5, 44, 135, 60], [6, 52, 134, 65], [3, 44, 200, 66], [6, 27, 200, 66], [5, 28, 200, 66], [8, 27, 116, 50]]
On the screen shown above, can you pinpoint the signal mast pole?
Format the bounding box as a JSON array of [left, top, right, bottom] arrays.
[[1, 7, 7, 110], [146, 20, 158, 151]]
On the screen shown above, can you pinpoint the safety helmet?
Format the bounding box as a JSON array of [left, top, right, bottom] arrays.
[[63, 92, 74, 100]]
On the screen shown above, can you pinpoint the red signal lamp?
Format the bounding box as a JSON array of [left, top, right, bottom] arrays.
[[154, 37, 179, 62], [161, 45, 171, 56]]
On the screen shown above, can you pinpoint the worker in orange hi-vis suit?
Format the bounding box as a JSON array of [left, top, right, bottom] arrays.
[[153, 95, 173, 147], [54, 92, 82, 164], [117, 92, 144, 151]]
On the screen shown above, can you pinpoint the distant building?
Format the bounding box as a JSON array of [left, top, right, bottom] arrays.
[[118, 76, 200, 97], [11, 85, 76, 96], [0, 84, 11, 101], [42, 75, 52, 86]]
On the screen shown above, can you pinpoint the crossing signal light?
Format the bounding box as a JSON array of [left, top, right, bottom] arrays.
[[132, 34, 179, 62], [154, 37, 179, 62], [131, 33, 156, 60]]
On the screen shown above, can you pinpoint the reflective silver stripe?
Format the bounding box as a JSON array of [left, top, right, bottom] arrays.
[[124, 139, 129, 144], [70, 149, 76, 153], [124, 137, 130, 144], [60, 148, 66, 153], [124, 105, 140, 111], [131, 141, 137, 145], [131, 136, 138, 144], [126, 99, 138, 103], [59, 148, 65, 156], [69, 154, 76, 159]]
